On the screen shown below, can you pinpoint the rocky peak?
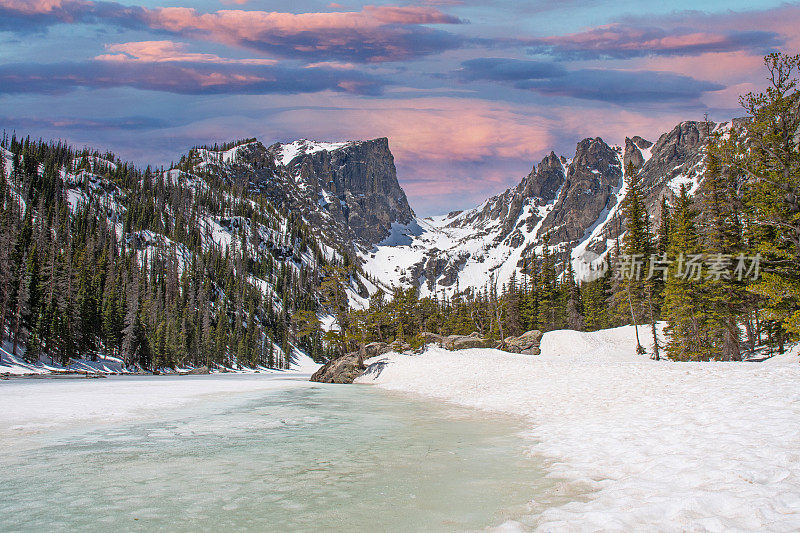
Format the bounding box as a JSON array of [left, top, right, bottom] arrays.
[[520, 151, 564, 202], [638, 121, 715, 199], [194, 137, 415, 249], [623, 137, 646, 170], [288, 137, 414, 246], [537, 137, 622, 243], [444, 149, 565, 245]]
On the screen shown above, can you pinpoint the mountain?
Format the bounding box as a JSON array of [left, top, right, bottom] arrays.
[[0, 116, 737, 375], [0, 134, 402, 371], [360, 119, 732, 296], [189, 137, 414, 250]]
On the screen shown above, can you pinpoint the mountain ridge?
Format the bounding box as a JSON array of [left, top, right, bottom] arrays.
[[360, 118, 738, 297]]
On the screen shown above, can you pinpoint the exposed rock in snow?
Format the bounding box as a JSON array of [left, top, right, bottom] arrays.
[[310, 352, 365, 384]]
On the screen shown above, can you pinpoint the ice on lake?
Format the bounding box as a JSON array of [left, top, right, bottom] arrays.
[[0, 374, 550, 532]]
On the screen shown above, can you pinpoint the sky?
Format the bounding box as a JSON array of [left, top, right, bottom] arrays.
[[0, 0, 797, 215]]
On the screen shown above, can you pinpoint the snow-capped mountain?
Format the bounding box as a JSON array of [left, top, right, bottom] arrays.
[[0, 118, 737, 322], [185, 137, 414, 251], [360, 119, 733, 297]]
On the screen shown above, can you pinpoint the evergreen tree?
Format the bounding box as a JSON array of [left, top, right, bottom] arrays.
[[662, 186, 706, 360], [733, 53, 800, 341]]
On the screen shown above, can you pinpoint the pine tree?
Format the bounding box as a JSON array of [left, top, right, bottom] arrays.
[[618, 160, 656, 356], [663, 186, 706, 360], [696, 146, 745, 360], [733, 53, 800, 340]]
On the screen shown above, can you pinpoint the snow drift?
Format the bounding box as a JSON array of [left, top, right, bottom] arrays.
[[356, 325, 800, 531]]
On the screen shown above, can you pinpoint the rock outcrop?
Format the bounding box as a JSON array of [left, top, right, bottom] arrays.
[[442, 333, 494, 350], [501, 330, 543, 355], [416, 332, 444, 345], [275, 138, 415, 246], [363, 342, 392, 357], [310, 353, 366, 384]]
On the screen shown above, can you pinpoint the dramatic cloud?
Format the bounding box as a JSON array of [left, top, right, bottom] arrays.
[[96, 41, 278, 65], [1, 0, 795, 214], [0, 1, 465, 62], [457, 58, 565, 81], [520, 69, 723, 104], [527, 24, 783, 60], [139, 5, 464, 62], [0, 61, 385, 95], [0, 0, 142, 31], [458, 58, 723, 103]]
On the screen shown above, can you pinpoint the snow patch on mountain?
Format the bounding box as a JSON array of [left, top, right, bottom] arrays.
[[276, 139, 354, 167]]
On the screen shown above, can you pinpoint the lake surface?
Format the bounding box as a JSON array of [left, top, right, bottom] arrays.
[[1, 375, 548, 532]]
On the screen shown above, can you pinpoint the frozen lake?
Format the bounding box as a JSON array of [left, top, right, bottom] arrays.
[[0, 374, 548, 531]]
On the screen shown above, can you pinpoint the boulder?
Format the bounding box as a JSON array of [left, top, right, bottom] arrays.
[[310, 353, 366, 384], [363, 342, 391, 358], [185, 365, 210, 375], [417, 332, 443, 345], [501, 330, 543, 354], [443, 333, 494, 350]]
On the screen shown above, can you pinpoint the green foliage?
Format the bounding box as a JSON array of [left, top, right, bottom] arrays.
[[0, 133, 333, 370], [735, 53, 800, 337]]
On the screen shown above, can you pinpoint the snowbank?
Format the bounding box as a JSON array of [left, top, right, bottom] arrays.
[[357, 325, 800, 531], [0, 344, 319, 376]]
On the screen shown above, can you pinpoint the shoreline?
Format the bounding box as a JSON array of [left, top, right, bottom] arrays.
[[356, 325, 800, 531]]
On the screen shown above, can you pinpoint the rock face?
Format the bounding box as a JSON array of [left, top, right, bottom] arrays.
[[501, 330, 543, 355], [191, 137, 414, 251], [310, 353, 366, 384], [623, 137, 646, 170], [538, 137, 623, 244], [522, 151, 565, 203], [638, 121, 714, 199], [273, 138, 415, 246]]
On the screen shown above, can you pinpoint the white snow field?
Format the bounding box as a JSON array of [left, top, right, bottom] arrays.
[[0, 373, 316, 439], [357, 325, 800, 532], [0, 343, 319, 376]]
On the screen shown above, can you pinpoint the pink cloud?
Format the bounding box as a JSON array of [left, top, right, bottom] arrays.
[[135, 4, 462, 62], [0, 1, 463, 62], [362, 5, 459, 24], [528, 22, 782, 60], [304, 61, 356, 70], [641, 51, 763, 81], [143, 5, 459, 36], [96, 40, 278, 65], [0, 0, 74, 14]]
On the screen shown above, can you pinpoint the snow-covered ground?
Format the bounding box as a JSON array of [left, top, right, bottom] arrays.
[[0, 344, 319, 376], [0, 373, 316, 439], [357, 325, 800, 531]]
